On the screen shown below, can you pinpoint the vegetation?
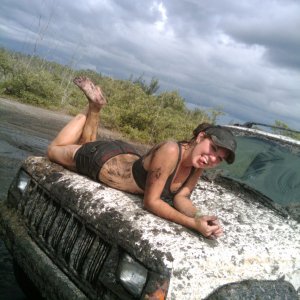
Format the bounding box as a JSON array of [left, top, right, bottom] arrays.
[[272, 120, 300, 141], [2, 48, 296, 143], [0, 47, 223, 143]]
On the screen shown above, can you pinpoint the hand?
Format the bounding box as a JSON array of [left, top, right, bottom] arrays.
[[194, 215, 223, 238]]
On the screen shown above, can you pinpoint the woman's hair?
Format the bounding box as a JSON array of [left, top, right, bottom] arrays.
[[192, 122, 213, 139], [179, 122, 213, 144]]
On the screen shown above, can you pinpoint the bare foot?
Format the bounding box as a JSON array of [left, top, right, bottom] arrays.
[[73, 76, 107, 108]]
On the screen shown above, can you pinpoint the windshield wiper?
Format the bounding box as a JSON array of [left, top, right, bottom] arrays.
[[235, 122, 300, 135]]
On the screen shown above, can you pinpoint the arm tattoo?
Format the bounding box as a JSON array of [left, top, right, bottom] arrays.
[[148, 168, 162, 184]]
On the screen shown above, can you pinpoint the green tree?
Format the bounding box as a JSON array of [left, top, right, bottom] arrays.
[[131, 75, 160, 95], [157, 91, 185, 111], [272, 120, 300, 140], [0, 48, 14, 79]]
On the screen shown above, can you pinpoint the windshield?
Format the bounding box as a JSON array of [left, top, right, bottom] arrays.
[[215, 136, 300, 206]]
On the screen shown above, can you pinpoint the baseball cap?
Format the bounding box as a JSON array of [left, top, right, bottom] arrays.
[[204, 126, 236, 164]]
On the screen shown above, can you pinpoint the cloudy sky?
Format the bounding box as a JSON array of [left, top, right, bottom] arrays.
[[1, 0, 300, 129]]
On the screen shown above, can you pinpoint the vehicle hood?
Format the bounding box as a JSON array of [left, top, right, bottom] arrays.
[[22, 156, 300, 299]]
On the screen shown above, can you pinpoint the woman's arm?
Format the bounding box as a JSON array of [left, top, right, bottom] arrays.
[[142, 142, 223, 238], [173, 168, 202, 217], [173, 170, 223, 237]]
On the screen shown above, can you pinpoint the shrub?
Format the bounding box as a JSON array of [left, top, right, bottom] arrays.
[[0, 48, 224, 144]]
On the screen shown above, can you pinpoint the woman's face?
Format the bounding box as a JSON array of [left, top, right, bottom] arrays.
[[191, 134, 229, 169]]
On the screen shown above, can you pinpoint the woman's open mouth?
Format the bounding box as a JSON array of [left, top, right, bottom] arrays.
[[198, 156, 209, 166]]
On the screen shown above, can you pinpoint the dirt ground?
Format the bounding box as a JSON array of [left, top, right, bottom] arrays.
[[0, 97, 149, 154]]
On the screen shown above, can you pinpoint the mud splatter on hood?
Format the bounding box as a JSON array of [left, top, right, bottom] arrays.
[[23, 156, 300, 299]]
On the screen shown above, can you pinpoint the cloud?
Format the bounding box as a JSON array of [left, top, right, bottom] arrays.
[[0, 0, 299, 129]]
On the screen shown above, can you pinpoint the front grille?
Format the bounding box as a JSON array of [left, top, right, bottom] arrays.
[[15, 176, 111, 298]]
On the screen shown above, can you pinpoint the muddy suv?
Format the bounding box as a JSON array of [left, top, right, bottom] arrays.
[[0, 124, 299, 299]]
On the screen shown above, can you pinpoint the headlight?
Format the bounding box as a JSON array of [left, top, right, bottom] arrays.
[[117, 253, 148, 297], [17, 170, 31, 194]]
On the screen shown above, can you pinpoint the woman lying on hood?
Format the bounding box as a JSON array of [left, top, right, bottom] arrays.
[[47, 77, 236, 239]]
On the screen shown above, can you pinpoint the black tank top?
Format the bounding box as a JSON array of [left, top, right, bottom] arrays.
[[132, 143, 195, 200]]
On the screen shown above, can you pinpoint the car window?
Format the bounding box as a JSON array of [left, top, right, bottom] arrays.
[[214, 136, 300, 206]]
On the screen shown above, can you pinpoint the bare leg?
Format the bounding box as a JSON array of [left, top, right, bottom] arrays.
[[73, 76, 107, 144], [47, 77, 107, 170]]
